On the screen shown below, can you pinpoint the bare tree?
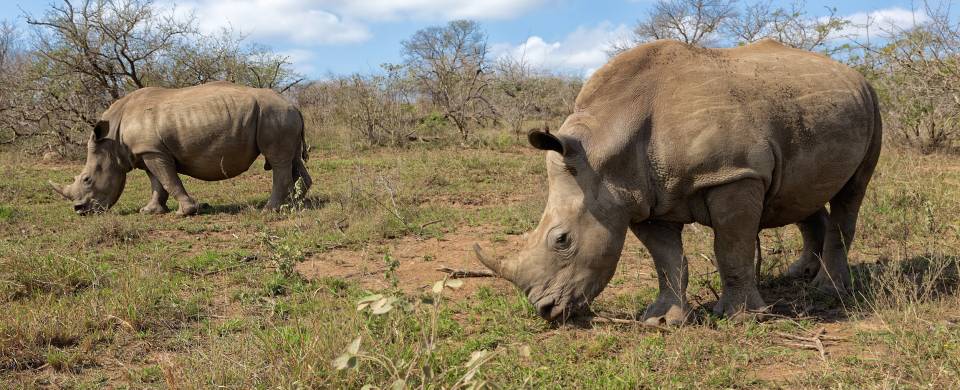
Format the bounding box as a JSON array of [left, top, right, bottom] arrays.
[[491, 56, 583, 139], [26, 0, 195, 99], [163, 27, 246, 87], [402, 20, 493, 141], [159, 28, 300, 92], [633, 0, 738, 46], [611, 0, 848, 55], [241, 43, 303, 93], [725, 1, 848, 53], [492, 56, 537, 139]]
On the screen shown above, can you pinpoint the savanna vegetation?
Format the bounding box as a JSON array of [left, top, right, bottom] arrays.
[[1, 0, 959, 388]]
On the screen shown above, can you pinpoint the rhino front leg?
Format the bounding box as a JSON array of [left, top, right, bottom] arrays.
[[142, 154, 199, 216], [632, 221, 690, 326], [706, 179, 766, 319], [139, 170, 171, 214]]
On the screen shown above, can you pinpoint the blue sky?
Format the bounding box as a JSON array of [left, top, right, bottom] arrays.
[[0, 0, 934, 78]]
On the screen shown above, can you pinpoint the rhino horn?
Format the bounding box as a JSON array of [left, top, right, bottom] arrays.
[[48, 180, 71, 200], [473, 243, 505, 278]]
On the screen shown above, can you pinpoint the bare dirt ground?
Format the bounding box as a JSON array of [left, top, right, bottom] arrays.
[[296, 227, 659, 300]]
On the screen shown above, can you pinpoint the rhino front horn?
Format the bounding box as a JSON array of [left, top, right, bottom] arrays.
[[48, 180, 70, 200], [473, 243, 503, 277]]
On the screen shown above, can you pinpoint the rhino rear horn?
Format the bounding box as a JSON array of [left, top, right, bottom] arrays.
[[49, 180, 71, 200]]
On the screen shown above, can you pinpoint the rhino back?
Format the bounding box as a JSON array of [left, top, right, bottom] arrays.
[[580, 40, 879, 226], [117, 83, 270, 181]]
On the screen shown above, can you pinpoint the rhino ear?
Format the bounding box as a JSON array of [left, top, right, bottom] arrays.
[[528, 128, 573, 156], [91, 120, 110, 141]]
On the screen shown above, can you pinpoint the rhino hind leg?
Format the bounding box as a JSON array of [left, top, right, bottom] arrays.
[[812, 174, 873, 295], [143, 155, 199, 216], [706, 179, 767, 319], [293, 157, 312, 197], [139, 170, 171, 214], [264, 159, 294, 210], [785, 208, 828, 278], [812, 127, 881, 296], [632, 221, 690, 326]]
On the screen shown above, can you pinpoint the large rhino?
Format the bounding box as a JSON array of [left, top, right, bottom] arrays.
[[476, 39, 882, 324], [50, 81, 311, 216]]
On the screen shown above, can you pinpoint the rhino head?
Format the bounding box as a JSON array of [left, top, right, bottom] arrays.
[[478, 127, 639, 321], [50, 121, 129, 215]]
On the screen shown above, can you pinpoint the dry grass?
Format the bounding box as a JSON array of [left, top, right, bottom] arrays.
[[0, 139, 958, 388]]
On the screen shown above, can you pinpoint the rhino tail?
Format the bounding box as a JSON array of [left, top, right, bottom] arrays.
[[299, 110, 309, 162], [754, 234, 762, 284]]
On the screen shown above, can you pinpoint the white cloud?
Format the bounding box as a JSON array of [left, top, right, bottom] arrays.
[[491, 22, 632, 77], [170, 0, 549, 46], [840, 7, 930, 40], [280, 49, 319, 75], [165, 0, 554, 76], [173, 0, 371, 45], [336, 0, 548, 21]]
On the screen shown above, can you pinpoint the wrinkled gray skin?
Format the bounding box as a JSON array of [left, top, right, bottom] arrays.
[[477, 39, 882, 324], [50, 81, 311, 216]]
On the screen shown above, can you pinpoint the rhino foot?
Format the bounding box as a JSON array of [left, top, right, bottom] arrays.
[[641, 297, 690, 326], [175, 200, 200, 216], [139, 203, 170, 214], [713, 287, 766, 321], [811, 268, 850, 297], [785, 254, 821, 279]]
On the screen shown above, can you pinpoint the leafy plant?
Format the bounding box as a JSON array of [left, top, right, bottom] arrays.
[[333, 278, 494, 388]]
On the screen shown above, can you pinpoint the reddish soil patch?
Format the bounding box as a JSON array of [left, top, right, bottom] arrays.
[[296, 228, 660, 304], [295, 227, 523, 297]]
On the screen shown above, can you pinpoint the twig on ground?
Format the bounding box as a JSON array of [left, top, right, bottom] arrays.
[[106, 314, 135, 331], [758, 312, 817, 322], [698, 253, 714, 264], [420, 220, 442, 230], [776, 327, 844, 361], [588, 315, 673, 333], [334, 218, 348, 235], [436, 266, 496, 278]]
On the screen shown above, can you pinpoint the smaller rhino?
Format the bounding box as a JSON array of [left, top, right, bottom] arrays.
[[50, 81, 311, 216]]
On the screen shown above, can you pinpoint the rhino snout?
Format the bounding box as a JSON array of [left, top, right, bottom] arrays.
[[534, 298, 563, 321], [73, 199, 106, 216], [530, 290, 587, 322]]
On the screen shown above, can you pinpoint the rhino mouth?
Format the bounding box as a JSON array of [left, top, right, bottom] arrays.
[[530, 293, 589, 322], [74, 200, 107, 216]]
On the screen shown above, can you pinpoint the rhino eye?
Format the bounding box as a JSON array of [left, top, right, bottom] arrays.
[[82, 176, 93, 186], [554, 232, 570, 250]]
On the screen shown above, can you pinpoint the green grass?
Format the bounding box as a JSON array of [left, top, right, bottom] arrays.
[[1, 139, 959, 388]]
